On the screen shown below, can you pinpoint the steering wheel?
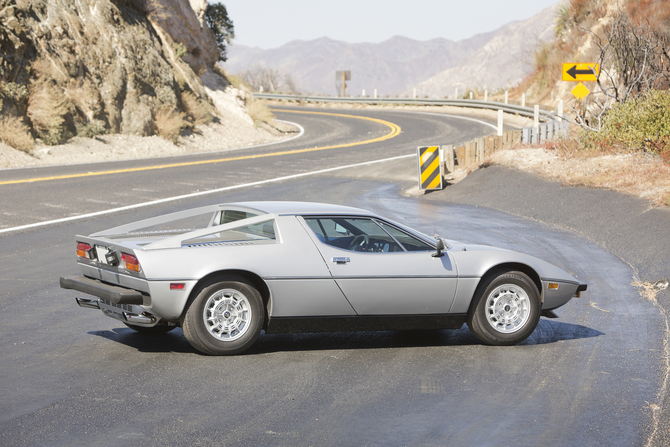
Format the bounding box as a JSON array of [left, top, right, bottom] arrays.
[[348, 234, 369, 252]]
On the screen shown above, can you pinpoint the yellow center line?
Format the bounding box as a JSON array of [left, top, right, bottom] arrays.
[[0, 110, 402, 186]]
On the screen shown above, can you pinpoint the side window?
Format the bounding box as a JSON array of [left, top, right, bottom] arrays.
[[378, 222, 435, 251], [220, 210, 258, 225], [188, 220, 275, 245], [304, 218, 403, 253]]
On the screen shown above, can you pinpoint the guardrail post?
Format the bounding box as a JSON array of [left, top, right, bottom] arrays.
[[497, 110, 503, 136], [521, 93, 526, 107], [475, 137, 485, 162], [469, 91, 473, 100], [484, 90, 488, 102], [455, 145, 465, 166], [557, 100, 563, 121], [444, 145, 455, 173], [485, 136, 494, 155], [374, 89, 377, 99], [362, 89, 365, 97], [413, 88, 416, 99], [504, 90, 509, 104], [465, 141, 476, 166], [454, 88, 458, 99], [534, 105, 539, 135]]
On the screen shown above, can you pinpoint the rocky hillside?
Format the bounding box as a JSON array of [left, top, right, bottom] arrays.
[[0, 0, 256, 150], [409, 3, 559, 98], [510, 0, 670, 109]]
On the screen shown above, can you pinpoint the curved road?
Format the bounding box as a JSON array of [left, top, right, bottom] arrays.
[[0, 107, 666, 446], [0, 107, 494, 230]]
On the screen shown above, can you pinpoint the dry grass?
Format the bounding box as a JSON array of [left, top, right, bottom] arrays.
[[632, 280, 669, 301], [26, 80, 70, 145], [181, 91, 214, 127], [0, 116, 34, 152], [153, 105, 186, 143], [65, 79, 102, 123], [487, 138, 670, 208], [247, 99, 274, 124]]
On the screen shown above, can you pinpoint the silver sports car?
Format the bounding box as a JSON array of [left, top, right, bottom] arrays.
[[60, 201, 587, 355]]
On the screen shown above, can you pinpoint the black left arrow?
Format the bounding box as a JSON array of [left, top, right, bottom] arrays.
[[567, 65, 596, 79]]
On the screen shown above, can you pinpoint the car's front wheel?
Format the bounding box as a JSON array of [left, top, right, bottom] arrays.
[[467, 270, 541, 346], [182, 276, 264, 355]]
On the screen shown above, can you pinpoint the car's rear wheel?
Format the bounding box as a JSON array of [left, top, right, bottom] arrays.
[[182, 276, 264, 355], [123, 323, 177, 334], [467, 270, 541, 346]]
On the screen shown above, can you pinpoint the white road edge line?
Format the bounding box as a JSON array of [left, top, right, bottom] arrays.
[[0, 119, 305, 173], [401, 110, 499, 131], [0, 154, 414, 235]]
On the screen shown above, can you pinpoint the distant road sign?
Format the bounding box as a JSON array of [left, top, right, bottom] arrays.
[[562, 63, 599, 82], [571, 82, 590, 100]]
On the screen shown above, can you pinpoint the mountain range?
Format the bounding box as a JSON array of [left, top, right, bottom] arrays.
[[223, 3, 559, 97]]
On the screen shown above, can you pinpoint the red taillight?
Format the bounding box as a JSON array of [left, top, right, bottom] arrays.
[[121, 253, 140, 272], [76, 242, 92, 258]]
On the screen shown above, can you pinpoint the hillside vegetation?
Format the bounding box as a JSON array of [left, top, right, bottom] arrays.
[[503, 0, 670, 206]]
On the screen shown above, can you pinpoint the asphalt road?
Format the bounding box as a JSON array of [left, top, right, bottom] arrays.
[[0, 107, 495, 230], [0, 107, 667, 446]]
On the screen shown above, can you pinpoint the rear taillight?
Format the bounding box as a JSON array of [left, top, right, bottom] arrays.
[[76, 242, 92, 259], [121, 252, 141, 272]]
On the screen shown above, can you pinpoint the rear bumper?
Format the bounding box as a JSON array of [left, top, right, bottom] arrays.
[[60, 275, 145, 305]]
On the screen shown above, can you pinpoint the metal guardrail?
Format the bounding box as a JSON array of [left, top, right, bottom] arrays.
[[255, 92, 560, 121]]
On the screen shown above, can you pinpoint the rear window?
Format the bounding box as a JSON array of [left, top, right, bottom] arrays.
[[186, 220, 276, 246]]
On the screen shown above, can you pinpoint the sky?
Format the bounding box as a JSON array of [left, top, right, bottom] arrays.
[[216, 0, 562, 49]]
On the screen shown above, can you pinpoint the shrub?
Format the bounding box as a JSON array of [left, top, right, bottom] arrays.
[[247, 100, 274, 124], [174, 42, 187, 60], [77, 120, 107, 138], [581, 89, 670, 162], [153, 105, 186, 143], [27, 81, 70, 145], [181, 92, 214, 126], [0, 116, 35, 152]]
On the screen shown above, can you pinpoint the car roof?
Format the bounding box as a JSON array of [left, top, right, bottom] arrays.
[[223, 201, 378, 217]]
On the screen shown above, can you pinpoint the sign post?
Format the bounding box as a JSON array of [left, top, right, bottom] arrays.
[[335, 70, 351, 97]]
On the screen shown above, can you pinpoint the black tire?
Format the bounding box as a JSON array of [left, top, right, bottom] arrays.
[[182, 276, 264, 355], [123, 323, 177, 334], [467, 270, 541, 346]]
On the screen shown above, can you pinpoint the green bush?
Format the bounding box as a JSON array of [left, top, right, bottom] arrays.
[[581, 89, 670, 163], [205, 3, 234, 62], [77, 120, 107, 138]]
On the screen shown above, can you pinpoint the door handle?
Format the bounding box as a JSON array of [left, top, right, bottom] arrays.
[[331, 257, 350, 264]]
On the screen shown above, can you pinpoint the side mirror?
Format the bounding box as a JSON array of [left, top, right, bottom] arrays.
[[432, 238, 445, 258]]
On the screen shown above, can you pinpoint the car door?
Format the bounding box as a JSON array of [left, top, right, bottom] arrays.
[[299, 216, 458, 315]]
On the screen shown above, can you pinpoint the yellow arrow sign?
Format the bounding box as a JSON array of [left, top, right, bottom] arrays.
[[562, 63, 599, 82], [571, 82, 590, 100]]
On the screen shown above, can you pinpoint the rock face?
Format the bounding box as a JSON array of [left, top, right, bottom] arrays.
[[0, 0, 231, 143]]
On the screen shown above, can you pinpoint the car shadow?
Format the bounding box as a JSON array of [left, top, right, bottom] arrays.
[[88, 328, 194, 353], [88, 319, 604, 355]]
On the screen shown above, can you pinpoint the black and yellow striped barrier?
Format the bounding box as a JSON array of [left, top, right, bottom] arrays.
[[417, 146, 443, 190]]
